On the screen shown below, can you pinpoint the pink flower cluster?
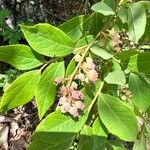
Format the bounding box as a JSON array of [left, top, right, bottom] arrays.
[[75, 56, 99, 82], [58, 84, 85, 117]]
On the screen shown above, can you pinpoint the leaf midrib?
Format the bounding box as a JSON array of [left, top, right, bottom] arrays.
[[99, 95, 133, 139]]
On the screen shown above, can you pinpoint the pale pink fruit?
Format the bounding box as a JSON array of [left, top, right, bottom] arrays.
[[87, 69, 98, 82], [71, 90, 84, 100], [75, 73, 85, 81], [86, 57, 96, 69], [74, 54, 81, 62], [69, 107, 79, 117], [75, 101, 85, 110], [71, 82, 78, 89], [59, 96, 67, 105], [59, 86, 68, 96]]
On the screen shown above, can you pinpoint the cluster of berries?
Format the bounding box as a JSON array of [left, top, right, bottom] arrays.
[[57, 83, 85, 117], [120, 86, 133, 101], [54, 56, 99, 117], [74, 56, 99, 83]]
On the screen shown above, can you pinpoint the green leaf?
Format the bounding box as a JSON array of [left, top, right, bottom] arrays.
[[116, 50, 139, 60], [104, 70, 126, 86], [133, 133, 146, 150], [117, 6, 128, 24], [0, 45, 43, 70], [92, 118, 107, 150], [65, 59, 76, 77], [91, 1, 115, 16], [59, 15, 92, 42], [78, 125, 93, 150], [75, 35, 94, 48], [90, 45, 112, 60], [0, 70, 40, 112], [102, 0, 115, 10], [20, 23, 74, 57], [89, 13, 105, 36], [126, 2, 147, 43], [28, 94, 92, 150], [35, 61, 65, 119], [129, 73, 150, 112], [112, 60, 122, 71], [106, 142, 126, 150], [128, 52, 150, 75], [98, 93, 138, 141]]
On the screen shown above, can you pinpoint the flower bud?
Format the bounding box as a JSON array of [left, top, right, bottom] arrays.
[[59, 96, 67, 105], [71, 82, 78, 89], [75, 101, 85, 110], [69, 107, 79, 117], [75, 73, 85, 81], [59, 86, 68, 96], [86, 57, 96, 70], [87, 69, 98, 82], [71, 90, 84, 100], [74, 54, 81, 62]]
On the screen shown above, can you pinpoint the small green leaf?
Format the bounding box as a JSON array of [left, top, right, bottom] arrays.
[[89, 13, 105, 36], [0, 45, 43, 70], [92, 118, 107, 150], [116, 50, 139, 60], [129, 73, 150, 112], [104, 70, 126, 86], [117, 6, 128, 23], [0, 70, 40, 112], [20, 23, 74, 57], [133, 133, 146, 150], [98, 93, 138, 141], [65, 59, 76, 77], [35, 61, 65, 119], [59, 15, 92, 42], [78, 125, 93, 150], [90, 45, 112, 60], [91, 1, 115, 16], [106, 142, 126, 150], [128, 52, 150, 75], [126, 2, 147, 43], [103, 0, 115, 10], [142, 16, 150, 41], [75, 35, 94, 48]]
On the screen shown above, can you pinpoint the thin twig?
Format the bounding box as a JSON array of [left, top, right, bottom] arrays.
[[88, 81, 104, 112]]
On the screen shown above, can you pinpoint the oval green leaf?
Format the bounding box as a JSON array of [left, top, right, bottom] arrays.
[[91, 1, 115, 16], [0, 70, 40, 112], [59, 15, 92, 42], [78, 125, 93, 150], [128, 52, 150, 76], [20, 23, 74, 57], [35, 61, 65, 119], [92, 118, 107, 150], [126, 2, 147, 43], [90, 45, 112, 60], [129, 73, 150, 112], [0, 45, 43, 70], [104, 70, 126, 86], [98, 93, 138, 141]]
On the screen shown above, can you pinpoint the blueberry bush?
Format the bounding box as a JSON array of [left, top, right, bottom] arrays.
[[0, 0, 150, 149]]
